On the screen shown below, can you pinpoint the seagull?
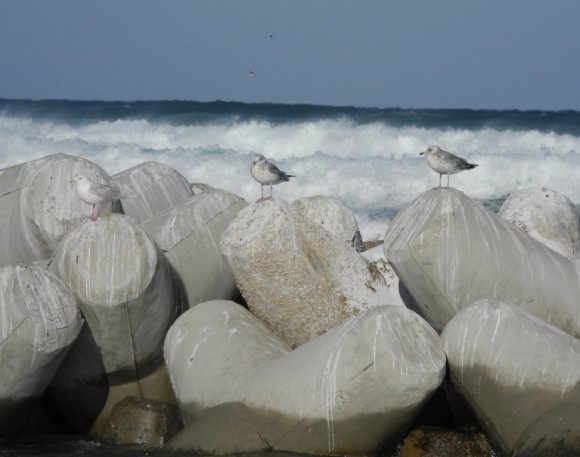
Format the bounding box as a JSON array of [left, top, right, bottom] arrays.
[[250, 154, 295, 201], [71, 174, 133, 221], [419, 145, 478, 188]]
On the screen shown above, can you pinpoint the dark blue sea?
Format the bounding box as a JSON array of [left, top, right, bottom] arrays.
[[1, 98, 580, 242]]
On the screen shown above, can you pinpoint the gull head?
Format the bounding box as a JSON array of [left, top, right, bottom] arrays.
[[420, 145, 441, 156], [70, 174, 90, 184]]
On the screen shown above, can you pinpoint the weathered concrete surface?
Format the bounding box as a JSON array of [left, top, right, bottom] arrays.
[[361, 244, 408, 309], [144, 190, 247, 308], [165, 402, 268, 454], [113, 162, 193, 222], [292, 195, 364, 252], [0, 265, 82, 436], [168, 306, 445, 456], [101, 396, 183, 447], [221, 199, 400, 347], [442, 298, 580, 457], [0, 154, 122, 267], [499, 187, 580, 257], [384, 188, 580, 336], [164, 300, 290, 424], [47, 213, 186, 433]]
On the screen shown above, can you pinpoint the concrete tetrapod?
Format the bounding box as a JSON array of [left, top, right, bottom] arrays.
[[112, 162, 193, 222], [221, 199, 401, 348], [163, 300, 291, 424], [499, 186, 580, 257], [0, 154, 124, 267], [0, 265, 82, 436], [167, 305, 446, 456], [292, 195, 365, 252], [383, 188, 580, 336], [144, 190, 247, 308], [442, 298, 580, 457], [47, 213, 187, 434]]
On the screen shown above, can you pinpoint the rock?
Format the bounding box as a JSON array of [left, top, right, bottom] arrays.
[[0, 265, 82, 436], [47, 213, 187, 433], [384, 188, 580, 337], [101, 396, 182, 448], [0, 154, 124, 267], [163, 300, 290, 424], [221, 199, 400, 347], [398, 426, 494, 457], [174, 305, 445, 456], [112, 162, 193, 222], [441, 298, 580, 457], [143, 190, 247, 308], [292, 195, 364, 251], [499, 187, 580, 257]]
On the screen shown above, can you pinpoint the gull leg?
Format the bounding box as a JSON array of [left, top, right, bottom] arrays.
[[89, 204, 99, 222], [446, 175, 450, 189], [439, 174, 442, 188]]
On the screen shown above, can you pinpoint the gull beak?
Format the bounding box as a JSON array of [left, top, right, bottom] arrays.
[[419, 152, 425, 156]]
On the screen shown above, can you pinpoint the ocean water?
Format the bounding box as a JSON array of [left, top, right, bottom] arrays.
[[1, 99, 580, 242]]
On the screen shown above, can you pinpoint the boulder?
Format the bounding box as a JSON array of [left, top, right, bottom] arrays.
[[0, 265, 82, 436], [292, 195, 364, 251], [47, 213, 187, 433], [221, 199, 400, 348], [384, 188, 580, 337], [398, 427, 494, 457], [143, 190, 247, 308], [101, 396, 183, 448], [112, 162, 193, 222], [167, 305, 446, 456], [163, 300, 290, 424], [442, 298, 580, 457], [499, 187, 580, 257], [0, 154, 124, 267]]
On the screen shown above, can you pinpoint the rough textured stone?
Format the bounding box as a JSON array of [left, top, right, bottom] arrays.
[[144, 190, 246, 308], [398, 427, 494, 457], [442, 298, 580, 457], [292, 195, 364, 251], [113, 162, 193, 222], [384, 188, 580, 337], [221, 199, 400, 347], [499, 186, 580, 257], [101, 396, 182, 447], [0, 265, 82, 436]]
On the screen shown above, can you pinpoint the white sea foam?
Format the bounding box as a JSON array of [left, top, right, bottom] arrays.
[[1, 115, 580, 241]]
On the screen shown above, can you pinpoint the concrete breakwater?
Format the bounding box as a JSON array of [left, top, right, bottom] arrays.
[[0, 153, 579, 456]]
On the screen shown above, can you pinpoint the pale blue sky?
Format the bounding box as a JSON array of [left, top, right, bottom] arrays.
[[1, 0, 579, 110]]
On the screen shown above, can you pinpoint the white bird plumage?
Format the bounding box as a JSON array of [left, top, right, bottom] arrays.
[[250, 154, 295, 201], [419, 145, 478, 188], [71, 174, 133, 221]]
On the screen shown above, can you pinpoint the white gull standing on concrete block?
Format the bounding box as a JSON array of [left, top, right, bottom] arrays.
[[250, 154, 295, 202], [71, 174, 133, 221], [420, 145, 478, 188]]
